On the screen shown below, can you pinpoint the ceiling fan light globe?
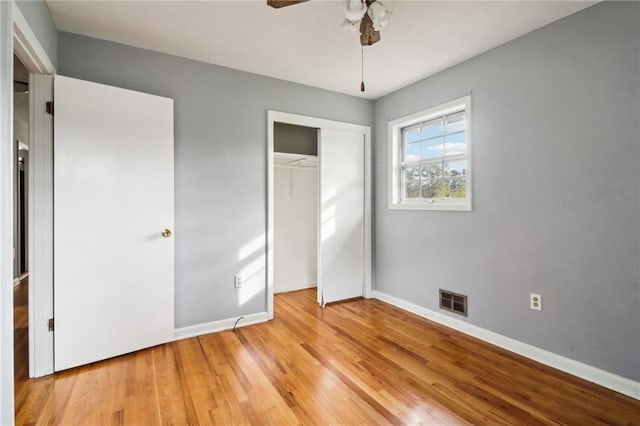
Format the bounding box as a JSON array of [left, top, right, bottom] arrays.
[[343, 0, 367, 22], [367, 1, 392, 30]]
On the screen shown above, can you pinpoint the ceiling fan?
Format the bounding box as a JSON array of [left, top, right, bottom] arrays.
[[267, 0, 392, 46]]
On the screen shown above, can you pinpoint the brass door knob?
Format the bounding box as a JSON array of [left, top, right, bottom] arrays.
[[161, 229, 172, 238]]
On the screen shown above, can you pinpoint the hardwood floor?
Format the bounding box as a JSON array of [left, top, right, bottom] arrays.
[[13, 277, 29, 385], [14, 288, 640, 425]]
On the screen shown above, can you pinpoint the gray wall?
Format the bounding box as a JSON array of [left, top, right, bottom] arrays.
[[374, 1, 639, 381], [57, 32, 373, 328], [274, 123, 317, 155], [15, 0, 58, 67]]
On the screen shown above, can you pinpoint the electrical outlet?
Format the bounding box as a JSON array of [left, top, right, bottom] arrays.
[[530, 293, 542, 311], [234, 274, 243, 288]]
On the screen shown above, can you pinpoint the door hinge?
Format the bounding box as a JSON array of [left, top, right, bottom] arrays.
[[46, 101, 54, 116], [47, 318, 54, 332]]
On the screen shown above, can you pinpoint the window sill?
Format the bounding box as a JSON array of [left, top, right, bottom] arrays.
[[388, 201, 472, 212]]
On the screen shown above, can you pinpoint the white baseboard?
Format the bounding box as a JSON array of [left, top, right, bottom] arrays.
[[372, 290, 640, 400], [174, 311, 269, 341], [13, 277, 20, 287]]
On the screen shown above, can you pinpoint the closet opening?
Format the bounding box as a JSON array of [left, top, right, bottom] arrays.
[[273, 123, 318, 295], [266, 110, 372, 319]]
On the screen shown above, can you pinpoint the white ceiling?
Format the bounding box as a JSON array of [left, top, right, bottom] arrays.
[[46, 0, 596, 100]]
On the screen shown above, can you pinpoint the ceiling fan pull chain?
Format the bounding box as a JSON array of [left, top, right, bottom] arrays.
[[360, 46, 365, 92]]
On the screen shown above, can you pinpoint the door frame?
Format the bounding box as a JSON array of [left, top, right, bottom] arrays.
[[1, 3, 14, 422], [266, 111, 372, 319], [8, 0, 56, 390], [2, 1, 57, 420]]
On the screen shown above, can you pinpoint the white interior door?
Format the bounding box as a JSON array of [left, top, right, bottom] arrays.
[[318, 129, 364, 305], [53, 75, 174, 371]]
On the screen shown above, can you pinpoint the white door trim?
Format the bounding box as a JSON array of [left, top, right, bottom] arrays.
[[12, 4, 56, 75], [28, 74, 54, 377], [266, 111, 372, 319], [1, 2, 16, 423], [12, 1, 57, 380]]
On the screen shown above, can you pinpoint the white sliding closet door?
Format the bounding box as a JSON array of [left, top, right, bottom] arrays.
[[318, 129, 365, 305], [53, 75, 174, 371]]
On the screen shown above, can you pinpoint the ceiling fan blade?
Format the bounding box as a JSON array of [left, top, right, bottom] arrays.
[[267, 0, 310, 8], [359, 13, 381, 46]]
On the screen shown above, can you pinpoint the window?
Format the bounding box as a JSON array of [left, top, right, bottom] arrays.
[[388, 96, 471, 211]]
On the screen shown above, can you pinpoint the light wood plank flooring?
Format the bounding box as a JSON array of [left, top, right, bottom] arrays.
[[14, 287, 640, 425]]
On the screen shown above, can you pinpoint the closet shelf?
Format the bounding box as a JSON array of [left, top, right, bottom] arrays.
[[274, 152, 318, 168]]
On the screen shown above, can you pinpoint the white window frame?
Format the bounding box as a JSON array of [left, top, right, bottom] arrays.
[[388, 95, 472, 211]]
